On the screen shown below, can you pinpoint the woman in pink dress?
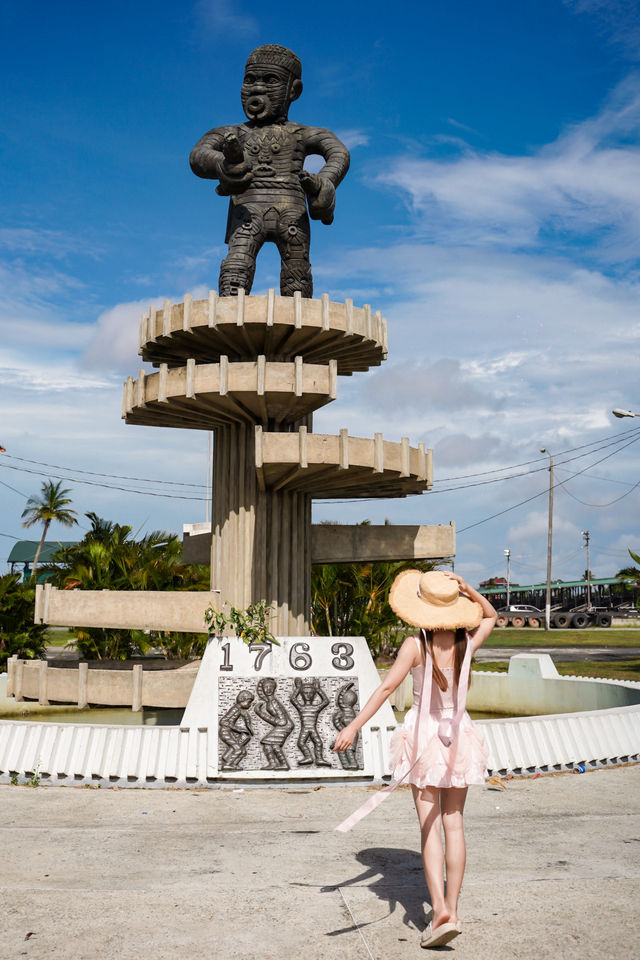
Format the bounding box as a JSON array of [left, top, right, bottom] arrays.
[[334, 570, 497, 949]]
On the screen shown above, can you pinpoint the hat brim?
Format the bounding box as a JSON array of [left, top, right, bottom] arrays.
[[389, 570, 483, 631]]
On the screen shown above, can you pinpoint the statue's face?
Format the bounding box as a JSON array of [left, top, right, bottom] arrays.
[[262, 679, 276, 696], [241, 64, 300, 122]]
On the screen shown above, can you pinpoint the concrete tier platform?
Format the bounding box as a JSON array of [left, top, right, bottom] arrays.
[[123, 357, 337, 429], [256, 426, 432, 498], [138, 290, 387, 374]]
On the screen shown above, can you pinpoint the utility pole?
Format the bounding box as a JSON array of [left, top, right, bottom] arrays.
[[206, 431, 212, 524], [541, 448, 554, 631], [583, 530, 591, 608], [504, 548, 511, 607]]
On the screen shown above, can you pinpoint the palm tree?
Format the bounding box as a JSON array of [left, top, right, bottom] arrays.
[[21, 480, 78, 581]]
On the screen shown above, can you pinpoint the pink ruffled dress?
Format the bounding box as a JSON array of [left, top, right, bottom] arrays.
[[388, 636, 488, 789], [336, 633, 487, 832]]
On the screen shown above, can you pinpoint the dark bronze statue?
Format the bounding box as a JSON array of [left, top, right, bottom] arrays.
[[290, 677, 332, 767], [332, 681, 362, 771], [190, 44, 350, 297]]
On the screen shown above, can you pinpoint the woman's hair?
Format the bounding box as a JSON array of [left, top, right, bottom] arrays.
[[420, 628, 468, 692]]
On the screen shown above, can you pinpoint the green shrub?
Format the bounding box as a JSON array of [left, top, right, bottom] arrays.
[[0, 573, 47, 670]]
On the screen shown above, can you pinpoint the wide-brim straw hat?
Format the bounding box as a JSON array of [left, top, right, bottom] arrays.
[[389, 570, 483, 631]]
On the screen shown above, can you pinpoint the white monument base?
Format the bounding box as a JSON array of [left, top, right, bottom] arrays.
[[182, 635, 397, 781]]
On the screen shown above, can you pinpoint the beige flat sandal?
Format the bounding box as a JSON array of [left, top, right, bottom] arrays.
[[420, 921, 461, 948]]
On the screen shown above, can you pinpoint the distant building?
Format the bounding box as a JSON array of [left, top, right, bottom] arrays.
[[6, 540, 78, 582]]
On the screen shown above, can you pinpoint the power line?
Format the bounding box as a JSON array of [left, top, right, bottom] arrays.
[[0, 462, 207, 501], [457, 433, 640, 535], [558, 477, 640, 508], [1, 453, 206, 489], [434, 424, 640, 483], [0, 478, 27, 498], [428, 429, 640, 495]]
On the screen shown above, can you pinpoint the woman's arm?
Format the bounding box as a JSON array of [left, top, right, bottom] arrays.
[[333, 635, 418, 751], [444, 571, 497, 652]]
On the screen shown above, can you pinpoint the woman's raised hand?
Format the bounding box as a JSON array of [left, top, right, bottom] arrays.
[[443, 570, 470, 595], [333, 723, 357, 751]]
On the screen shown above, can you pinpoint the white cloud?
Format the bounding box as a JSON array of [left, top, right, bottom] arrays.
[[82, 299, 160, 375], [193, 0, 259, 40], [564, 1, 640, 60], [336, 129, 370, 150], [375, 77, 640, 261]]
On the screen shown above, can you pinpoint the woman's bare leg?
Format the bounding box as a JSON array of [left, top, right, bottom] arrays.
[[411, 785, 450, 929], [440, 786, 468, 924]]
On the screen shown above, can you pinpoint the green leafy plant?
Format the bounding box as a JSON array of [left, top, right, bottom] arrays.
[[26, 763, 41, 787], [310, 558, 442, 659], [204, 600, 278, 646], [0, 573, 48, 670], [10, 773, 19, 786], [43, 514, 210, 660]]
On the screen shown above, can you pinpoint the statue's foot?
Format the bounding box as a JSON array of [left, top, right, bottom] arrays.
[[315, 760, 332, 767], [297, 758, 313, 766]]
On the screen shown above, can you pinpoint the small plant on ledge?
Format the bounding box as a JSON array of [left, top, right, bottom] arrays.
[[204, 599, 278, 647]]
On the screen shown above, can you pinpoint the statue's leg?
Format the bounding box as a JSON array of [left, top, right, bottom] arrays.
[[276, 210, 312, 298], [219, 207, 264, 296]]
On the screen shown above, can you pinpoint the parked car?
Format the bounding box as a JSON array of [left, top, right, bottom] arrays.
[[496, 605, 544, 628]]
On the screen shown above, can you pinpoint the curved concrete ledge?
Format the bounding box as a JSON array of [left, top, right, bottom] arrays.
[[6, 657, 198, 710], [256, 427, 432, 498], [1, 656, 638, 786], [123, 357, 338, 430], [139, 290, 387, 374]]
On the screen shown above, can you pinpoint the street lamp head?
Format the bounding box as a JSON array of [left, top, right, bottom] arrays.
[[612, 408, 638, 419], [504, 548, 510, 557]]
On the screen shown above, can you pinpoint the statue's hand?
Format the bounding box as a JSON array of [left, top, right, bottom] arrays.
[[216, 161, 252, 196], [299, 172, 336, 225], [216, 136, 252, 196]]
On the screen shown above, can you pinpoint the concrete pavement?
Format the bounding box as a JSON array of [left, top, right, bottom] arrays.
[[1, 764, 639, 960]]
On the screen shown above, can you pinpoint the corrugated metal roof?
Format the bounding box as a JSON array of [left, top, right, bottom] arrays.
[[7, 540, 78, 563]]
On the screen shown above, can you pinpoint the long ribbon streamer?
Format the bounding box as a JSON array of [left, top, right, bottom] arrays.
[[335, 634, 472, 833]]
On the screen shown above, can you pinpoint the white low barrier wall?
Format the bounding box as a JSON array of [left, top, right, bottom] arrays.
[[0, 655, 639, 786]]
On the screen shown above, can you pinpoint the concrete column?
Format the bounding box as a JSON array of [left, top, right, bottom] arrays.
[[14, 660, 24, 702], [132, 664, 143, 712], [6, 655, 17, 698], [78, 662, 89, 709], [210, 422, 311, 635], [38, 660, 49, 706]]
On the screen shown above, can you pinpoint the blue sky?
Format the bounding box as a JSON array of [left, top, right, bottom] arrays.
[[2, 0, 640, 587]]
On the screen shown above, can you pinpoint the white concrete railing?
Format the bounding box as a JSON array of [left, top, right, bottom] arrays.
[[1, 655, 639, 786]]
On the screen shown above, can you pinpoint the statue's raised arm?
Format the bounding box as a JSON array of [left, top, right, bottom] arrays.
[[189, 44, 350, 297]]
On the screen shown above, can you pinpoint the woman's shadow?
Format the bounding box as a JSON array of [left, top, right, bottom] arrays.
[[319, 846, 431, 936]]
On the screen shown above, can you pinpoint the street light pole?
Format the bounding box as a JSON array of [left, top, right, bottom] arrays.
[[504, 548, 511, 607], [541, 448, 554, 631], [583, 530, 591, 608]]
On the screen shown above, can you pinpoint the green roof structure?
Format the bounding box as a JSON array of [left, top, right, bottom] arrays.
[[6, 540, 78, 564]]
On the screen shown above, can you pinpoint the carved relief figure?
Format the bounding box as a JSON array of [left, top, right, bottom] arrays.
[[332, 681, 362, 770], [290, 677, 331, 767], [219, 689, 255, 769], [190, 44, 350, 298], [254, 677, 294, 770]]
